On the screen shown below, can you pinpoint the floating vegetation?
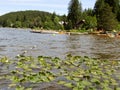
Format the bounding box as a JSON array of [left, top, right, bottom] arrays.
[[0, 55, 120, 90]]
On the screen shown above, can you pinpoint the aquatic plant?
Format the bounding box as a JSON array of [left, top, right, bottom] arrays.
[[0, 55, 120, 90]]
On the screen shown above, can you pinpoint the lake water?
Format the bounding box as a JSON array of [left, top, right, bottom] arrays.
[[0, 28, 120, 60]]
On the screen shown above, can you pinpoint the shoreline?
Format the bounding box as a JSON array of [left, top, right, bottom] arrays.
[[30, 29, 89, 35], [1, 27, 120, 37]]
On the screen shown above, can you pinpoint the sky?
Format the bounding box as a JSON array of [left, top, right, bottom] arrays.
[[0, 0, 96, 16]]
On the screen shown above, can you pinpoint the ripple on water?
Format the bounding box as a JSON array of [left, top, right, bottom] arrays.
[[0, 28, 120, 60]]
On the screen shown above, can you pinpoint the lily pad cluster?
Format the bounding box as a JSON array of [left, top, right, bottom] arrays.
[[0, 55, 120, 90]]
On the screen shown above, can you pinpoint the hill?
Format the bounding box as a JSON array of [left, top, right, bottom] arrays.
[[0, 10, 64, 30]]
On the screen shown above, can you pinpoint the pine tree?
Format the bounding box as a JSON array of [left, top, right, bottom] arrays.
[[67, 0, 82, 29], [94, 0, 118, 31], [94, 0, 105, 16], [98, 3, 118, 31], [117, 7, 120, 21], [105, 0, 119, 14], [105, 0, 120, 21], [94, 0, 105, 28]]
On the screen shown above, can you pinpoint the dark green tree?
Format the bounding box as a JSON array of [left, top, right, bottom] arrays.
[[104, 0, 119, 14], [118, 8, 120, 21], [94, 0, 105, 26], [83, 8, 94, 16], [51, 12, 56, 22], [94, 0, 120, 22], [105, 0, 120, 21], [67, 0, 82, 29], [98, 3, 118, 31], [94, 0, 119, 31]]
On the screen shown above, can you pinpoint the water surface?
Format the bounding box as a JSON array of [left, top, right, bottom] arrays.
[[0, 28, 120, 90], [0, 28, 120, 60]]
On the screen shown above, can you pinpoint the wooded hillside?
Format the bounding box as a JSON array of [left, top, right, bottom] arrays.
[[0, 10, 64, 30], [1, 0, 120, 32]]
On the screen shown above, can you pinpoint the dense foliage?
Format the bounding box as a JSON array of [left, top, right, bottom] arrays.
[[96, 3, 118, 31], [67, 0, 82, 29], [0, 10, 64, 30], [104, 0, 120, 20], [94, 0, 120, 31], [82, 9, 97, 30], [0, 0, 120, 31], [0, 55, 120, 90]]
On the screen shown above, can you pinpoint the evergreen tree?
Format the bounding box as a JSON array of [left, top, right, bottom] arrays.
[[104, 0, 119, 14], [94, 0, 105, 29], [83, 8, 94, 16], [67, 0, 82, 29], [117, 7, 120, 21], [94, 0, 119, 31], [94, 0, 105, 15], [104, 0, 120, 21], [98, 3, 118, 31], [51, 12, 56, 22]]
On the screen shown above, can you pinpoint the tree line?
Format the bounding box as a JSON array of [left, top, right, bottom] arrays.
[[0, 0, 120, 32], [0, 10, 64, 30], [67, 0, 120, 32], [94, 0, 120, 32]]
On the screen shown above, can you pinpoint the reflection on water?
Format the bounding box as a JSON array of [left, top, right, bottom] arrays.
[[0, 28, 120, 60]]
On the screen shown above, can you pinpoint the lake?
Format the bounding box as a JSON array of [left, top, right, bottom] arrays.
[[0, 28, 120, 60]]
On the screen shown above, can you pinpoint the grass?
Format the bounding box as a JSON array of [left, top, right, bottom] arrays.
[[70, 29, 88, 33]]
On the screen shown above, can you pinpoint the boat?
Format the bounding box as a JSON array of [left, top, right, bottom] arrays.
[[107, 33, 115, 38], [104, 31, 115, 37], [30, 30, 59, 34], [106, 31, 120, 38], [30, 30, 41, 33]]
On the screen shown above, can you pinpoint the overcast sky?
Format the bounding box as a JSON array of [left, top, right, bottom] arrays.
[[0, 0, 96, 15]]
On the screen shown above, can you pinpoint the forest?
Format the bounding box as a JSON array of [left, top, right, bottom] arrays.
[[0, 0, 120, 32], [0, 10, 64, 30]]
